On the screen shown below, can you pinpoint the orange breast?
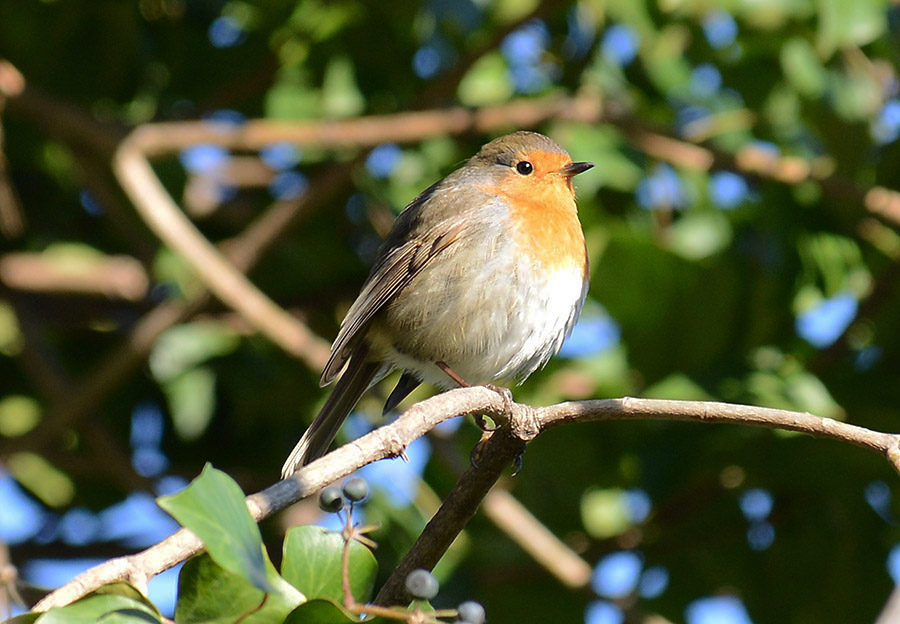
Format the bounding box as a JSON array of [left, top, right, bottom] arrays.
[[487, 165, 587, 277]]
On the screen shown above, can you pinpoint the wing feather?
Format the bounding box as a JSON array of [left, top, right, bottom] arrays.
[[320, 202, 467, 385]]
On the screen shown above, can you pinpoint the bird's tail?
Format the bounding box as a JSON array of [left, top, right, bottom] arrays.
[[281, 353, 382, 478]]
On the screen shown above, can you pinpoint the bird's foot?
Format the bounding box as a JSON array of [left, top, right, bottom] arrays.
[[484, 383, 514, 413], [469, 432, 525, 476], [511, 447, 525, 476], [469, 431, 492, 469]]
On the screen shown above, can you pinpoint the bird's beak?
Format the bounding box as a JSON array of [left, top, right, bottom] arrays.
[[557, 161, 595, 177]]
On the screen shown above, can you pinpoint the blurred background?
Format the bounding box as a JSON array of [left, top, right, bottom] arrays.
[[2, 0, 900, 622]]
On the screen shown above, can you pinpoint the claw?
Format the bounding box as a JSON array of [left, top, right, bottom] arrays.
[[469, 430, 493, 468], [484, 383, 514, 413], [511, 449, 525, 476], [469, 443, 481, 469]]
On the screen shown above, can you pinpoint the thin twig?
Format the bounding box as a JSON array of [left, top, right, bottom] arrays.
[[0, 121, 25, 239], [114, 136, 326, 366], [32, 389, 900, 611], [875, 585, 900, 624], [0, 252, 149, 300], [480, 488, 591, 589]]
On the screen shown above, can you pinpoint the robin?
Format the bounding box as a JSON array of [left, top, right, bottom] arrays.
[[281, 131, 593, 477]]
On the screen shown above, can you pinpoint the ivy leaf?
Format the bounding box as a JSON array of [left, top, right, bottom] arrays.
[[282, 525, 377, 604], [175, 553, 302, 624], [34, 593, 159, 624], [284, 599, 393, 624], [157, 464, 272, 593]]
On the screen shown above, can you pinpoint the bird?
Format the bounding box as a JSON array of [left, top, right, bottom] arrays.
[[281, 131, 593, 477]]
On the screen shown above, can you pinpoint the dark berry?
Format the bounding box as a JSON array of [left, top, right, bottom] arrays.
[[457, 601, 486, 624], [342, 477, 369, 502], [318, 486, 344, 513], [404, 568, 439, 600]]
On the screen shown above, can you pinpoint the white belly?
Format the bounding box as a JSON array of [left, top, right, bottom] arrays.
[[376, 250, 587, 388]]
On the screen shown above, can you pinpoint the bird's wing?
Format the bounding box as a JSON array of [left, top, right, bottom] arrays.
[[320, 206, 468, 385]]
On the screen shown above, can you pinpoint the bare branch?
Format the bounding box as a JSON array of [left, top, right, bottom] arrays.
[[481, 488, 591, 589], [114, 137, 327, 367], [0, 252, 149, 300], [32, 389, 900, 611]]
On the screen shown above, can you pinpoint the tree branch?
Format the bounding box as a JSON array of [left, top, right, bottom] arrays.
[[32, 389, 900, 611], [114, 136, 327, 367]]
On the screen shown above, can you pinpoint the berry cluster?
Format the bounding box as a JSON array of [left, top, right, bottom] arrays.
[[318, 477, 486, 623]]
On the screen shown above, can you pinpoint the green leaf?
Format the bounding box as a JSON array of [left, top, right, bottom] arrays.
[[282, 526, 377, 604], [7, 451, 75, 508], [96, 611, 161, 624], [0, 300, 22, 356], [457, 52, 513, 106], [321, 56, 364, 118], [175, 553, 302, 624], [784, 371, 844, 420], [149, 322, 240, 383], [643, 374, 713, 401], [162, 366, 217, 441], [780, 38, 827, 98], [283, 600, 395, 624], [552, 124, 641, 194], [158, 464, 272, 592], [34, 594, 159, 624], [283, 599, 358, 624], [817, 0, 886, 57], [667, 212, 733, 261], [0, 394, 41, 436], [265, 73, 320, 120], [581, 488, 631, 538], [644, 25, 692, 94]]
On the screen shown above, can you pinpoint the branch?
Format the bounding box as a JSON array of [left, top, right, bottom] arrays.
[[33, 389, 900, 611], [0, 252, 149, 300], [480, 488, 591, 588], [374, 395, 900, 604], [109, 92, 602, 368], [114, 136, 328, 367], [615, 117, 900, 228]]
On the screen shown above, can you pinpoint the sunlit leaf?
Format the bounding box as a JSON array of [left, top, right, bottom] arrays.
[[158, 465, 274, 593], [282, 526, 377, 605], [149, 322, 240, 383], [8, 452, 75, 508], [0, 395, 41, 436], [581, 488, 631, 538], [817, 0, 885, 57], [162, 366, 217, 441], [457, 52, 514, 106], [780, 37, 826, 98], [34, 594, 159, 624], [175, 553, 302, 624], [321, 56, 365, 118]]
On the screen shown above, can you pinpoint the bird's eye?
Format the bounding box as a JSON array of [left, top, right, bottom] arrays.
[[515, 161, 534, 175]]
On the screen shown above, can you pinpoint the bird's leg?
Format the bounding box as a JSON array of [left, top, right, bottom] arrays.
[[435, 360, 520, 470], [436, 361, 497, 432], [435, 360, 470, 387], [435, 361, 514, 423]]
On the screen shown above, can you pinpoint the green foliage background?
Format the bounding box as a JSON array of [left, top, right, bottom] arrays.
[[2, 0, 900, 622]]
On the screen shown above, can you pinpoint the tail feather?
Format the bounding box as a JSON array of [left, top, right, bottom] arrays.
[[383, 371, 421, 415], [281, 353, 382, 478]]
